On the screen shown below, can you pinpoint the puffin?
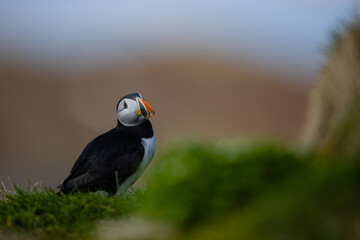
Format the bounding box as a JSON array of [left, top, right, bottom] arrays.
[[57, 93, 156, 196]]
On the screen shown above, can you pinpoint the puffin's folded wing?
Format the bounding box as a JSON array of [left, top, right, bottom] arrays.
[[58, 172, 102, 189], [58, 143, 144, 193], [58, 128, 145, 194]]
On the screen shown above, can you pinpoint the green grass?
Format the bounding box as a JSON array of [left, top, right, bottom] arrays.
[[1, 141, 359, 240], [0, 187, 143, 239]]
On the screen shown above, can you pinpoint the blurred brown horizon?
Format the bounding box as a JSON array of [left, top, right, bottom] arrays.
[[0, 55, 310, 188]]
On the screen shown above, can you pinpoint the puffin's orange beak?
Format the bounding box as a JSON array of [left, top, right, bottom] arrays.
[[138, 98, 155, 118]]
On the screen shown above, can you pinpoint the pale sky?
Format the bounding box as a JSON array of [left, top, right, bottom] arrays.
[[0, 0, 356, 75]]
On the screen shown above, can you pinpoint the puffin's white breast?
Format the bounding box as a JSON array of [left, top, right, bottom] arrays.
[[139, 134, 156, 171], [117, 134, 156, 196]]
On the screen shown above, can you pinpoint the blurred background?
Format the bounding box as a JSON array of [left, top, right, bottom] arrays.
[[0, 0, 355, 188]]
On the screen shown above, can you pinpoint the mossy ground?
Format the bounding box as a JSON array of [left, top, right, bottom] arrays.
[[1, 141, 359, 240]]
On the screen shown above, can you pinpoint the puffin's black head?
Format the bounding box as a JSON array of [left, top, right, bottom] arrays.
[[116, 93, 155, 126]]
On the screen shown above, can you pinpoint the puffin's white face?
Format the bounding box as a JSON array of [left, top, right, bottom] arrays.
[[117, 94, 155, 126]]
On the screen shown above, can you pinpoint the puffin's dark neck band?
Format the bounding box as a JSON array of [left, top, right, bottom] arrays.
[[117, 120, 154, 138]]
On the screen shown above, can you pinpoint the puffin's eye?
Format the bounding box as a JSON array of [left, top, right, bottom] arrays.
[[124, 102, 128, 109]]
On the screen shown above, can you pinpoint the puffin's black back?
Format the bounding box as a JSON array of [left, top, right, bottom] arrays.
[[57, 120, 153, 194]]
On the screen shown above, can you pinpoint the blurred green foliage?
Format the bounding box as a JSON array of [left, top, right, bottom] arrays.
[[144, 142, 360, 240], [144, 142, 305, 225], [1, 141, 359, 240]]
